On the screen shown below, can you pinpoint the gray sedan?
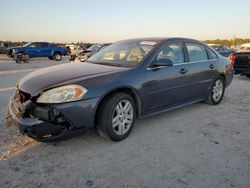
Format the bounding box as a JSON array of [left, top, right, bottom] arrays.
[[8, 37, 234, 142]]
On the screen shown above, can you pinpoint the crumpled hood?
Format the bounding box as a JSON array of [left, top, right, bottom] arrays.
[[7, 46, 25, 50], [18, 63, 127, 96]]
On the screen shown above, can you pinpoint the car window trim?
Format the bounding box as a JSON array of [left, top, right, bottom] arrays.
[[146, 41, 219, 71], [146, 58, 218, 70], [206, 47, 219, 60], [146, 40, 186, 70], [184, 42, 210, 62]]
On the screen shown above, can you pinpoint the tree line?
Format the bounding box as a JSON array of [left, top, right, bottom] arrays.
[[1, 38, 250, 48], [204, 38, 250, 47]]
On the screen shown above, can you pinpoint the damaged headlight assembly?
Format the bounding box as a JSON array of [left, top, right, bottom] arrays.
[[37, 85, 87, 104]]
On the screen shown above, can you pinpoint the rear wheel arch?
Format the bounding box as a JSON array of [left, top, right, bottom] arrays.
[[219, 74, 226, 81], [94, 87, 142, 127], [205, 75, 225, 105], [208, 74, 226, 91], [53, 51, 62, 56]]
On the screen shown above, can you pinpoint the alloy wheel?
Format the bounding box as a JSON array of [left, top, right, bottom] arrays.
[[112, 100, 134, 136], [212, 80, 223, 102]]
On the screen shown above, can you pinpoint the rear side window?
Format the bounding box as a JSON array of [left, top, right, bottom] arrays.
[[207, 48, 217, 59], [186, 43, 208, 62], [156, 42, 184, 65], [40, 43, 49, 48]]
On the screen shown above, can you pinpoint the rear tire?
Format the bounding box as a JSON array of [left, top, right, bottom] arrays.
[[23, 54, 30, 63], [96, 92, 136, 141], [205, 76, 225, 105], [53, 52, 62, 61], [246, 75, 250, 78]]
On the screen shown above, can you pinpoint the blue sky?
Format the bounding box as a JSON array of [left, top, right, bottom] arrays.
[[0, 0, 250, 42]]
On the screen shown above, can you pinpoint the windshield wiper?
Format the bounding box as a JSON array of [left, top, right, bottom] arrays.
[[94, 62, 121, 67]]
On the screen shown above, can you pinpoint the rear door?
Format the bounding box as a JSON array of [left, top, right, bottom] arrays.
[[145, 41, 194, 111], [184, 42, 218, 99], [38, 43, 51, 57]]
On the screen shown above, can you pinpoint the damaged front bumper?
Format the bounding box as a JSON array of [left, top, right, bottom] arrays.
[[8, 89, 99, 141]]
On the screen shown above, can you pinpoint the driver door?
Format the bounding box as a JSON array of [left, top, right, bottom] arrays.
[[145, 41, 193, 111], [27, 43, 40, 57]]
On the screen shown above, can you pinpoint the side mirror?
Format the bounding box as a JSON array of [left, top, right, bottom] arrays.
[[154, 58, 173, 67]]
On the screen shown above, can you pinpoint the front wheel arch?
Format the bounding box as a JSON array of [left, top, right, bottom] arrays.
[[94, 87, 142, 128]]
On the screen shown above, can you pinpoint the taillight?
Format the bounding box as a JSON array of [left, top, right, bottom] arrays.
[[229, 54, 235, 66]]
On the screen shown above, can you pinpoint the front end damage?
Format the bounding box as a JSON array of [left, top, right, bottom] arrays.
[[8, 89, 89, 141]]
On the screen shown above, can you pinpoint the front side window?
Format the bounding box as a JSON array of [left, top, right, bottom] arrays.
[[88, 40, 157, 67], [156, 42, 184, 65], [186, 43, 208, 62], [87, 44, 102, 52], [29, 43, 38, 48]]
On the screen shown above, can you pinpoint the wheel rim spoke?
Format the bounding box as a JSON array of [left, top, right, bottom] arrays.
[[112, 115, 119, 125], [124, 102, 131, 113], [118, 123, 125, 135], [112, 118, 119, 128]]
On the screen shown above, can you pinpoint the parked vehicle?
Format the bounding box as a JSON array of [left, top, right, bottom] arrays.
[[0, 42, 9, 54], [8, 38, 233, 142], [74, 43, 111, 62], [208, 44, 235, 57], [231, 44, 250, 78], [67, 45, 87, 61], [7, 42, 68, 63]]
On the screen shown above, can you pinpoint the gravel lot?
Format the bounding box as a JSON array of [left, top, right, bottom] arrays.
[[0, 54, 249, 188]]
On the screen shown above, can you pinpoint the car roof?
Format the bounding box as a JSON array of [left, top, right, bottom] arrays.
[[117, 37, 204, 44]]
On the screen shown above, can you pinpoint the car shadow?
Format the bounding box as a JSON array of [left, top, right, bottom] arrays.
[[0, 101, 212, 162]]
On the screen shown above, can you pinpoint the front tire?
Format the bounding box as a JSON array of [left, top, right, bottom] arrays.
[[96, 92, 136, 141], [53, 52, 62, 61], [206, 76, 225, 105], [14, 53, 29, 64]]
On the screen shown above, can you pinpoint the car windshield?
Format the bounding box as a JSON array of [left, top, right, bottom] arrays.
[[23, 42, 32, 47], [87, 44, 102, 51], [88, 40, 157, 67]]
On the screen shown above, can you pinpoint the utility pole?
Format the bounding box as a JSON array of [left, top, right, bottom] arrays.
[[233, 33, 236, 47]]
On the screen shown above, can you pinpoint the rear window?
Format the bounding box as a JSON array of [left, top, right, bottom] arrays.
[[207, 48, 217, 59]]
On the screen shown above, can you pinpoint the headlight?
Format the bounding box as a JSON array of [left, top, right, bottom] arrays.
[[37, 85, 87, 104]]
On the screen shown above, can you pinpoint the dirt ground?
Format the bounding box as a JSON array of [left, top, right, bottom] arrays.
[[0, 54, 249, 188]]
